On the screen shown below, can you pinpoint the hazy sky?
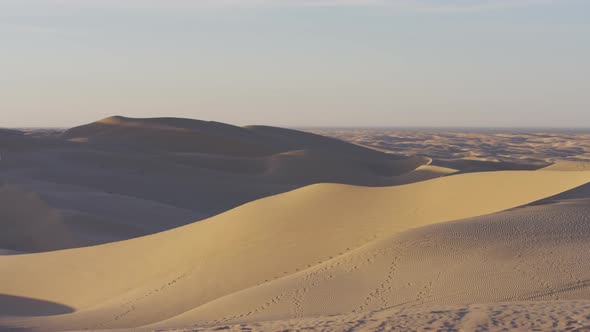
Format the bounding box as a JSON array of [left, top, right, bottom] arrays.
[[1, 0, 589, 127]]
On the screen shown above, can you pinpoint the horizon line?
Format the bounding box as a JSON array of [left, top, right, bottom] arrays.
[[6, 125, 590, 132]]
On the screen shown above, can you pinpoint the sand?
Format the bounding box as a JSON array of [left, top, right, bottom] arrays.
[[0, 118, 589, 331], [0, 117, 438, 253], [158, 300, 590, 332], [0, 169, 589, 330], [309, 128, 590, 170], [151, 181, 590, 329]]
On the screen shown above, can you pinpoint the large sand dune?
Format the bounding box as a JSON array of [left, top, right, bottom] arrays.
[[0, 117, 439, 253], [0, 170, 588, 331], [63, 116, 392, 159], [1, 119, 589, 331], [154, 182, 590, 329]]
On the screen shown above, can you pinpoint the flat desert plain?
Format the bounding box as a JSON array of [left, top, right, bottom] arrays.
[[1, 117, 589, 332]]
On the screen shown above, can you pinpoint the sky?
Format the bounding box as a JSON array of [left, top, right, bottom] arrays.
[[1, 0, 589, 128]]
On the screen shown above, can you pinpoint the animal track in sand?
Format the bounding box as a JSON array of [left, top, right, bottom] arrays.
[[93, 271, 191, 329], [355, 252, 401, 313], [217, 292, 290, 324]]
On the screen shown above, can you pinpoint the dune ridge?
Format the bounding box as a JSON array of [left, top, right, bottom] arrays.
[[62, 116, 396, 159], [1, 117, 439, 253], [2, 119, 589, 331], [0, 170, 589, 330], [154, 181, 590, 329]]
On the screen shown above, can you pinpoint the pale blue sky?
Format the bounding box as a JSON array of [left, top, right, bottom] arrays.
[[1, 0, 589, 127]]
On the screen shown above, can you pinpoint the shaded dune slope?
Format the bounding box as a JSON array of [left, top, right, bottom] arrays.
[[0, 117, 438, 253], [63, 116, 277, 157], [0, 181, 201, 253], [0, 129, 64, 152], [0, 186, 77, 252], [63, 116, 396, 159], [0, 170, 588, 330], [61, 116, 430, 180]]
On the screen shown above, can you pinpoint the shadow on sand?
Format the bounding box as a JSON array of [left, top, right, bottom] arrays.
[[0, 294, 74, 317]]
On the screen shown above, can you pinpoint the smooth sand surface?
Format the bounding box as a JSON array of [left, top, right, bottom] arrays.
[[152, 182, 590, 329], [0, 117, 440, 252], [0, 170, 589, 331]]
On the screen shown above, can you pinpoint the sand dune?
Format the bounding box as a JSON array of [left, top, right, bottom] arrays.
[[1, 120, 589, 331], [62, 116, 278, 157], [154, 182, 590, 329], [310, 128, 590, 169], [0, 117, 436, 252], [0, 170, 588, 330], [0, 185, 77, 252], [63, 116, 391, 159], [387, 164, 457, 185]]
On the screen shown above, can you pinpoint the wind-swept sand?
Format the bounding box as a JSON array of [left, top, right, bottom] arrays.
[[0, 117, 441, 253], [0, 170, 589, 331], [1, 119, 589, 331], [152, 180, 590, 329], [158, 300, 590, 332]]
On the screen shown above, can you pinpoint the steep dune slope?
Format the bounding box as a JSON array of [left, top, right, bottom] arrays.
[[155, 183, 590, 329], [0, 182, 200, 253], [1, 117, 436, 252], [0, 186, 76, 252], [0, 170, 588, 330]]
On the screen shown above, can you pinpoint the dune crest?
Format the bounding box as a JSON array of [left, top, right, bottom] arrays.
[[0, 170, 588, 330], [1, 117, 439, 253], [155, 183, 590, 328], [62, 116, 402, 159]]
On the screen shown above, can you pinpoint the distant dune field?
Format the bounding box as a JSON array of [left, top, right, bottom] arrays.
[[308, 128, 590, 171], [0, 117, 589, 331]]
